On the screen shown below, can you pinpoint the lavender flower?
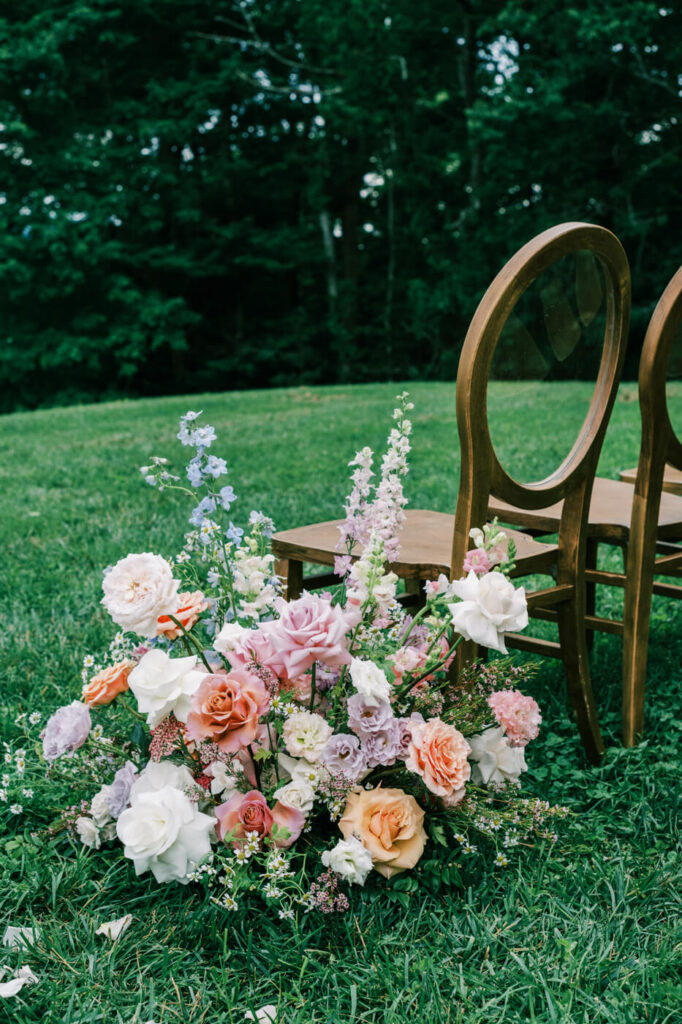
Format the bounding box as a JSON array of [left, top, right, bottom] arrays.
[[226, 522, 244, 545], [187, 458, 204, 487], [42, 702, 91, 761], [395, 712, 425, 757], [219, 485, 237, 510], [361, 723, 402, 768], [320, 734, 368, 782], [107, 761, 138, 817], [189, 495, 217, 526], [205, 455, 227, 478], [347, 694, 394, 738]]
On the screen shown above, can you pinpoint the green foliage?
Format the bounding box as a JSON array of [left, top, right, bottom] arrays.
[[0, 2, 681, 410]]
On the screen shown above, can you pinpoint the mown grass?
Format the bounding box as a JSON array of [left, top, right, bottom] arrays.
[[1, 381, 681, 1024]]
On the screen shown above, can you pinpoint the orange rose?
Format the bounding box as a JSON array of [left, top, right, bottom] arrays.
[[339, 787, 427, 879], [82, 659, 132, 707], [156, 591, 207, 639], [404, 718, 471, 797]]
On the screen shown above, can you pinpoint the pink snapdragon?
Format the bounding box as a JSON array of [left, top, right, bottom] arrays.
[[488, 689, 542, 746], [462, 547, 492, 577]]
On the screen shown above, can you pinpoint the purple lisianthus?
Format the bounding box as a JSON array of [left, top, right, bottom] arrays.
[[320, 734, 368, 782], [107, 760, 138, 818], [42, 701, 92, 762], [347, 694, 394, 738], [361, 723, 402, 768], [396, 712, 425, 757]]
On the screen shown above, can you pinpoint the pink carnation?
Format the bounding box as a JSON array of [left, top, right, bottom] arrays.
[[487, 689, 541, 746], [462, 547, 492, 577], [261, 593, 356, 681]]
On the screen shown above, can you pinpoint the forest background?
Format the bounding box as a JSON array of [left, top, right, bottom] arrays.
[[1, 0, 681, 413]]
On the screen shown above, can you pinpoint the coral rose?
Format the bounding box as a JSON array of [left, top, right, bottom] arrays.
[[82, 660, 132, 707], [339, 787, 426, 879], [405, 718, 471, 798], [184, 669, 269, 753], [215, 789, 304, 849], [157, 591, 207, 639]]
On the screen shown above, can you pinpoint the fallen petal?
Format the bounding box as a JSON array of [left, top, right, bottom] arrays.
[[95, 914, 132, 941], [245, 1006, 277, 1023], [0, 966, 38, 998], [2, 926, 38, 949]]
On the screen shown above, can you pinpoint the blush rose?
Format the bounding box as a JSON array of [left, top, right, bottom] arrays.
[[215, 790, 304, 849], [184, 669, 269, 753]]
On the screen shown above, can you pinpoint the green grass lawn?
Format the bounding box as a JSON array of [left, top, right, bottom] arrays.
[[1, 381, 680, 1023]]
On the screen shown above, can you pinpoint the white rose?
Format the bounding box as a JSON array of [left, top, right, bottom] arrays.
[[76, 816, 101, 849], [128, 650, 204, 728], [448, 571, 527, 654], [129, 760, 198, 801], [321, 837, 373, 885], [349, 657, 392, 705], [282, 712, 333, 762], [90, 786, 113, 827], [116, 784, 215, 884], [205, 760, 239, 797], [101, 553, 180, 637], [467, 726, 527, 786], [213, 621, 253, 655], [273, 777, 315, 814]]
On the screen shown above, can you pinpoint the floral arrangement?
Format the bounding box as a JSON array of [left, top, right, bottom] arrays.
[[32, 395, 566, 918]]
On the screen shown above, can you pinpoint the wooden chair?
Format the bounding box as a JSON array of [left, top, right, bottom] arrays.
[[272, 223, 631, 764], [489, 266, 682, 747]]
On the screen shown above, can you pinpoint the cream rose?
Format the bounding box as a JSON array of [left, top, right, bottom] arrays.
[[448, 571, 527, 653], [339, 787, 427, 879], [101, 553, 180, 637], [273, 777, 316, 815], [76, 816, 101, 849], [282, 711, 333, 762], [405, 718, 471, 797], [467, 726, 528, 785], [349, 658, 392, 705], [128, 649, 204, 728], [321, 837, 373, 885]]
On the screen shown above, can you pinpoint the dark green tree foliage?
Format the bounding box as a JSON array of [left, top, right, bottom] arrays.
[[0, 1, 680, 410]]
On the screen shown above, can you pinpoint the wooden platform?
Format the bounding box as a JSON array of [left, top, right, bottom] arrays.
[[619, 464, 682, 495]]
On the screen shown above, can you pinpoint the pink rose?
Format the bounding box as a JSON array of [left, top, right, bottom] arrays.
[[405, 718, 471, 797], [185, 669, 269, 752], [262, 593, 355, 680], [487, 689, 541, 746], [215, 790, 304, 848]]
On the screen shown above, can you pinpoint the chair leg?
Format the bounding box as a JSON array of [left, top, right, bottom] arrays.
[[556, 593, 605, 765], [585, 538, 598, 651], [274, 557, 303, 600], [621, 502, 659, 747]]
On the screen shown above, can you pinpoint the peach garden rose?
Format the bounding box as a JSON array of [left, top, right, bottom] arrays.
[[339, 787, 427, 879], [404, 718, 471, 798], [184, 669, 269, 753], [82, 659, 132, 707], [156, 590, 207, 639]]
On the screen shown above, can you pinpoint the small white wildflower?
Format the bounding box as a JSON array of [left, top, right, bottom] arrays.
[[83, 655, 95, 667], [10, 804, 23, 815], [92, 724, 104, 741], [15, 758, 25, 774], [233, 848, 251, 863], [495, 852, 509, 867], [0, 790, 7, 802], [29, 712, 41, 725], [4, 753, 12, 765], [21, 789, 33, 799], [1, 775, 9, 788]]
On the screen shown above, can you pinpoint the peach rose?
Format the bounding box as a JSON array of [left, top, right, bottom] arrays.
[[156, 590, 207, 639], [339, 787, 426, 879], [215, 789, 304, 849], [82, 660, 132, 707], [405, 718, 471, 798], [184, 669, 269, 753]]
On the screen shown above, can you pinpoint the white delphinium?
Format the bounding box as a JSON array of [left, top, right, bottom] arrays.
[[205, 761, 240, 797], [101, 553, 180, 637]]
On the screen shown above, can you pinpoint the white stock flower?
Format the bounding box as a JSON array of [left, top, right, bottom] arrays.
[[76, 816, 101, 849], [349, 657, 391, 705], [281, 712, 333, 762], [101, 553, 180, 637], [448, 571, 527, 653], [214, 621, 253, 655], [116, 782, 215, 885], [273, 777, 315, 814], [128, 649, 204, 727], [321, 837, 373, 885], [205, 760, 239, 797], [90, 786, 113, 827], [467, 726, 528, 785]]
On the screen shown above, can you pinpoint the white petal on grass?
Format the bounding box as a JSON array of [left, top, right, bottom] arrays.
[[95, 914, 132, 941], [2, 925, 38, 948], [0, 966, 38, 998], [245, 1006, 277, 1023]]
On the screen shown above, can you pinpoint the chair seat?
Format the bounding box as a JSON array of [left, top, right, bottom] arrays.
[[619, 464, 682, 495], [272, 509, 558, 581], [489, 477, 682, 543]]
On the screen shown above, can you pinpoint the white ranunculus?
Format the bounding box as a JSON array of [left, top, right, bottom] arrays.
[[128, 649, 204, 728], [101, 553, 180, 637], [205, 760, 239, 797], [76, 816, 101, 849], [467, 726, 528, 785], [349, 657, 392, 705], [447, 570, 527, 654], [90, 786, 113, 827], [273, 777, 315, 814], [321, 837, 373, 885], [116, 784, 215, 885], [281, 712, 333, 762], [213, 621, 253, 655]]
